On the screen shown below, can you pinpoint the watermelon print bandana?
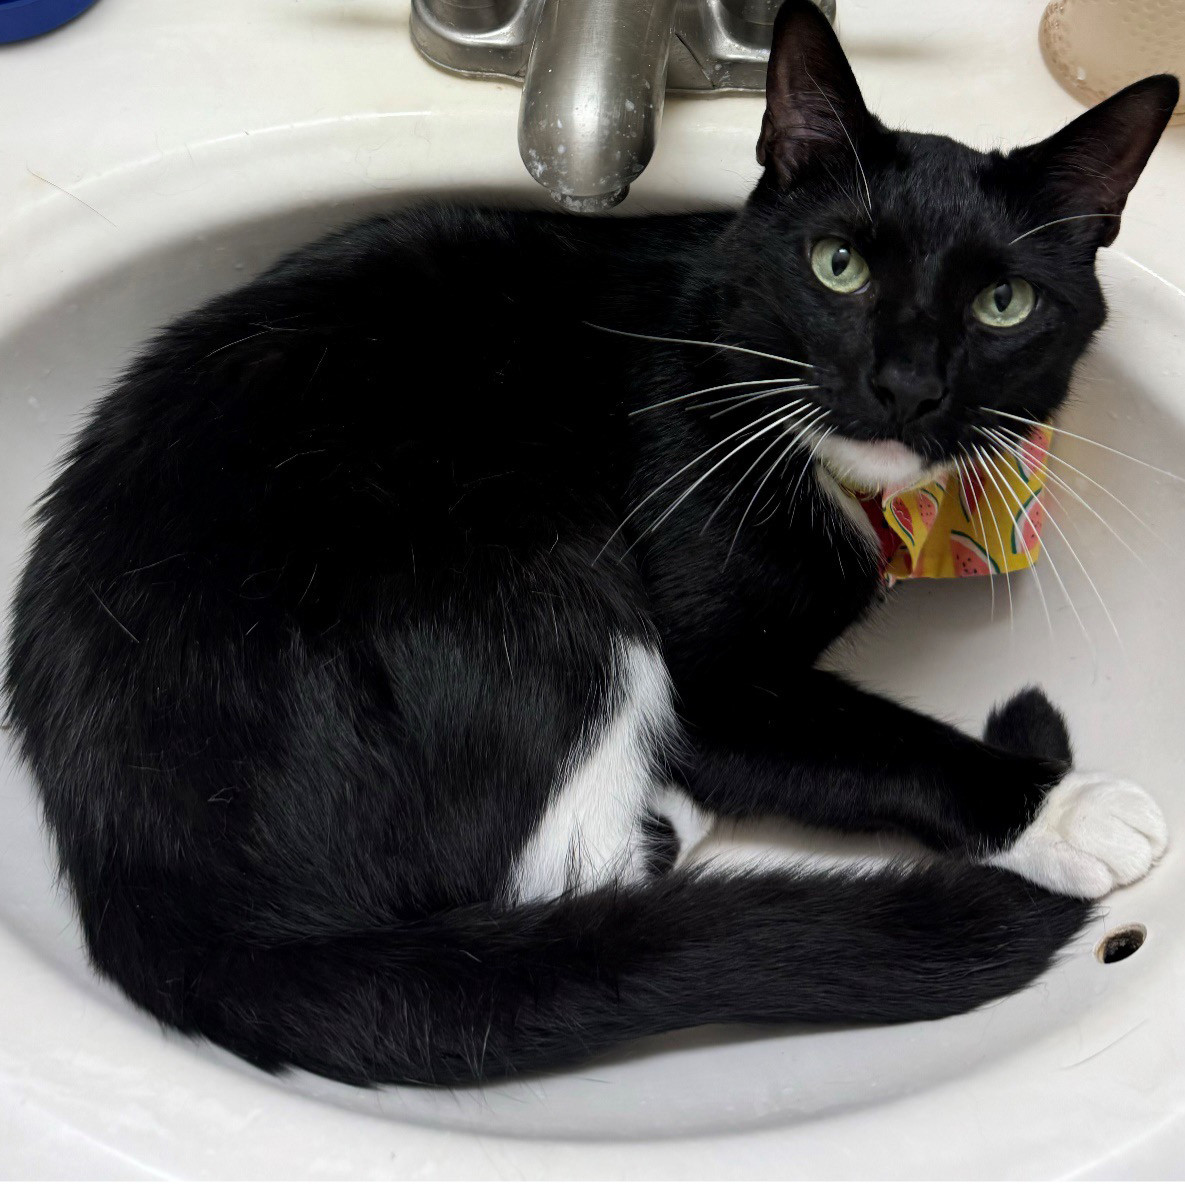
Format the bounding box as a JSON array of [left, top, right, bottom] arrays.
[[836, 426, 1051, 584]]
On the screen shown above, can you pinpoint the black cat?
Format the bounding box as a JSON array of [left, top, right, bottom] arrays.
[[5, 0, 1175, 1086]]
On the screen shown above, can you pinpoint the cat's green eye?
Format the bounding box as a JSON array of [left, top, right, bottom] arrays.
[[809, 237, 870, 295], [971, 277, 1036, 328]]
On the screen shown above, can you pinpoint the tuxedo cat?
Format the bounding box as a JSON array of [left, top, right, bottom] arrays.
[[5, 0, 1175, 1085]]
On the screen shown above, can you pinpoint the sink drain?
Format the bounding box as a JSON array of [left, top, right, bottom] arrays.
[[1095, 924, 1147, 964]]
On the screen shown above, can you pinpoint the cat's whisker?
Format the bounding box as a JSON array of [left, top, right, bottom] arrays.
[[818, 157, 870, 223], [198, 328, 273, 362], [1113, 249, 1185, 302], [980, 426, 1152, 569], [595, 401, 802, 562], [1030, 478, 1125, 654], [1039, 480, 1071, 527], [725, 412, 831, 566], [584, 323, 815, 371], [631, 404, 816, 554], [704, 404, 824, 534], [976, 443, 1063, 641], [788, 422, 835, 503], [983, 408, 1185, 484], [805, 67, 873, 220], [703, 385, 820, 417], [757, 440, 808, 530], [966, 449, 1017, 635], [983, 442, 1113, 654], [631, 377, 799, 417], [992, 433, 1148, 569], [1008, 213, 1121, 245], [955, 455, 996, 623], [1038, 480, 1110, 586], [974, 445, 1066, 646], [759, 410, 832, 505], [984, 423, 1162, 547], [815, 460, 849, 567], [983, 437, 1119, 646]]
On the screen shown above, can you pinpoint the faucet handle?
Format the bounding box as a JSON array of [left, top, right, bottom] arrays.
[[412, 0, 545, 78]]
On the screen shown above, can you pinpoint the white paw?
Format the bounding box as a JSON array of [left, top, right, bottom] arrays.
[[987, 771, 1168, 899]]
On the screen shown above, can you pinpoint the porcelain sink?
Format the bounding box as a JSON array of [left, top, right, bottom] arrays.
[[2, 0, 1184, 1177]]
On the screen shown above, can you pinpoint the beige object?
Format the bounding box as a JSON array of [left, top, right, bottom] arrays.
[[1041, 0, 1185, 122]]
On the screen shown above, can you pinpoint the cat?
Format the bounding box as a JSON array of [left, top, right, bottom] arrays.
[[4, 0, 1176, 1087]]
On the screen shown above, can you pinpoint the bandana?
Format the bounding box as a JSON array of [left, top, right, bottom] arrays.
[[833, 426, 1051, 583]]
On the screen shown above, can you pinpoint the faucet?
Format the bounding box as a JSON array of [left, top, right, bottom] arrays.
[[410, 0, 836, 213], [519, 0, 678, 213]]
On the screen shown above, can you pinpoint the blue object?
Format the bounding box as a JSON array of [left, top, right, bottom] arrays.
[[0, 0, 100, 43]]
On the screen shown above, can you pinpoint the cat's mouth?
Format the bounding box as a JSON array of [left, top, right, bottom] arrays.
[[814, 435, 947, 496]]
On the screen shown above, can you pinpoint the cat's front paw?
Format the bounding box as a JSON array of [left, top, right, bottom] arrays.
[[987, 771, 1168, 899]]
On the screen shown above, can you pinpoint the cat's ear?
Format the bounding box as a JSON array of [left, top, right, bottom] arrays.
[[1015, 75, 1179, 247], [757, 0, 873, 182]]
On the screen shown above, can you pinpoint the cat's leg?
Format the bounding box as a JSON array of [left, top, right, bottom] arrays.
[[676, 667, 1060, 850], [675, 668, 1166, 896], [971, 688, 1167, 896]]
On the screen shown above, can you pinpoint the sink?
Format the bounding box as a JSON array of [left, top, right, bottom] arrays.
[[2, 0, 1185, 1177]]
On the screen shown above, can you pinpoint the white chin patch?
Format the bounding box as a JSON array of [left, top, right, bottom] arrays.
[[815, 435, 933, 493]]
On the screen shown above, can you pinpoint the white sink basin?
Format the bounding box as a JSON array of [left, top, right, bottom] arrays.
[[2, 0, 1184, 1177]]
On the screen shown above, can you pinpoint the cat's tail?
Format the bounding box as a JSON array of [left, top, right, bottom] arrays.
[[88, 859, 1091, 1086]]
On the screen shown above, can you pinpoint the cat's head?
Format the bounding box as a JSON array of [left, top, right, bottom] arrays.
[[722, 0, 1177, 494]]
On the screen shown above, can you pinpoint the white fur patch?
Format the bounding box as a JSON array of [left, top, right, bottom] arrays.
[[813, 465, 881, 555], [815, 435, 934, 492], [652, 783, 713, 866], [510, 641, 679, 903], [987, 771, 1168, 899]]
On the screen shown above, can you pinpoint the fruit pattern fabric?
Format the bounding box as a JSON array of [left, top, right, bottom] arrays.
[[840, 426, 1051, 583]]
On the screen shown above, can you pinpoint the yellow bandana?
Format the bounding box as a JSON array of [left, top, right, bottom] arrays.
[[836, 426, 1051, 582]]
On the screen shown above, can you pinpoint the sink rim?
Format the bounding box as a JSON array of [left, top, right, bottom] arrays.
[[3, 113, 1185, 1178]]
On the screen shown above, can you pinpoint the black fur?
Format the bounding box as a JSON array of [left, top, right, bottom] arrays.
[[4, 1, 1175, 1085], [985, 687, 1074, 768]]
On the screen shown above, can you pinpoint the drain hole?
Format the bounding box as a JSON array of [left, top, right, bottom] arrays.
[[1096, 924, 1147, 964]]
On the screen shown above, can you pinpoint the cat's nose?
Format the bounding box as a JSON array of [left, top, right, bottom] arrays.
[[870, 361, 946, 424]]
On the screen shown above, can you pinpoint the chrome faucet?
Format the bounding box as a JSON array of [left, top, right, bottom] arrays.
[[410, 0, 836, 213]]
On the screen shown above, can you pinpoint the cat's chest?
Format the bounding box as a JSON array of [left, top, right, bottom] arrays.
[[754, 535, 881, 656], [650, 494, 882, 668]]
